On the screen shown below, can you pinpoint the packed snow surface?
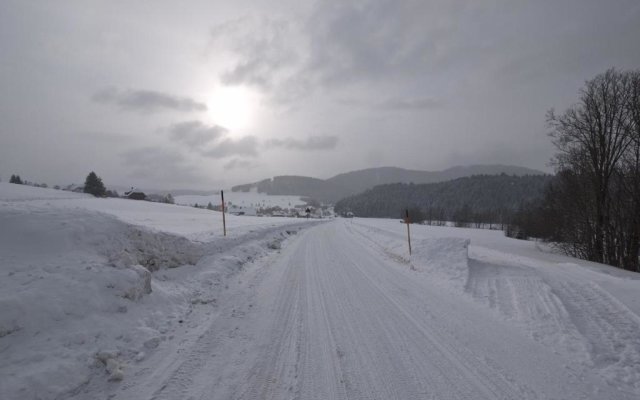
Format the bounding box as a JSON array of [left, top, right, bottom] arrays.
[[2, 182, 640, 399]]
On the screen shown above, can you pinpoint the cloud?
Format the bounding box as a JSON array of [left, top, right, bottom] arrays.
[[168, 121, 228, 150], [93, 87, 207, 113], [120, 147, 203, 183], [379, 97, 443, 110], [207, 2, 464, 104], [209, 16, 311, 104], [201, 136, 258, 159], [211, 16, 302, 89], [339, 96, 443, 111], [223, 158, 259, 170], [266, 135, 338, 151], [73, 131, 130, 142]]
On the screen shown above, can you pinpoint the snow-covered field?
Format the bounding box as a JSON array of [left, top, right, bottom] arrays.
[[175, 190, 306, 210], [0, 183, 311, 399], [2, 182, 640, 399]]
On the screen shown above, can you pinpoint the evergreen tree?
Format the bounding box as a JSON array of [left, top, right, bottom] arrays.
[[206, 202, 214, 210], [9, 174, 23, 184], [83, 171, 106, 197]]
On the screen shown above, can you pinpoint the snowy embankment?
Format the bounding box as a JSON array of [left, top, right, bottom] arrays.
[[0, 183, 311, 399], [348, 218, 640, 395]]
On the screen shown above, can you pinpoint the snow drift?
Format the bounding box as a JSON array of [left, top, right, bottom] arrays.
[[410, 237, 470, 288], [0, 183, 308, 399], [0, 207, 208, 397]]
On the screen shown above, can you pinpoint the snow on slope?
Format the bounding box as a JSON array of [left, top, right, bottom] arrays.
[[349, 218, 640, 395], [175, 190, 306, 210], [0, 183, 310, 399]]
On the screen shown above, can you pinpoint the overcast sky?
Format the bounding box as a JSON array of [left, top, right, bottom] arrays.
[[1, 0, 639, 190]]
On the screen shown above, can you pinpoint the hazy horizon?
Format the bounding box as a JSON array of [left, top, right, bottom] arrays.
[[2, 162, 548, 194], [2, 0, 639, 190]]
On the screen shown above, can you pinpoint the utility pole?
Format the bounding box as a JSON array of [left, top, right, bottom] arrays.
[[221, 190, 227, 236], [405, 209, 412, 256]]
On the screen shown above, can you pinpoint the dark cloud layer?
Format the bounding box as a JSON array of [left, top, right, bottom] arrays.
[[93, 87, 207, 113], [202, 136, 259, 159], [168, 121, 228, 150], [211, 0, 640, 106], [209, 1, 466, 103]]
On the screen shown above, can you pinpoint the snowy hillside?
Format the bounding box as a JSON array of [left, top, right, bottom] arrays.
[[175, 190, 308, 217], [2, 182, 640, 399], [0, 183, 311, 399]]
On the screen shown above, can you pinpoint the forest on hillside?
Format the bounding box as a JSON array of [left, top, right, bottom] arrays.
[[334, 174, 553, 226]]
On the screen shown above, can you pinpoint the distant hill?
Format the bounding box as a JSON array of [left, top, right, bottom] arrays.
[[334, 174, 554, 221], [232, 165, 546, 203]]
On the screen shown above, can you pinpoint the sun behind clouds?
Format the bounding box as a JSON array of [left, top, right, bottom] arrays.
[[206, 85, 259, 131]]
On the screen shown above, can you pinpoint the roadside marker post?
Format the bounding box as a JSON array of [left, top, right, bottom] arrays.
[[405, 209, 412, 256], [221, 190, 227, 237]]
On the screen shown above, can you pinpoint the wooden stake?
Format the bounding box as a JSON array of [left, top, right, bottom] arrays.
[[221, 190, 227, 237], [405, 209, 412, 256]]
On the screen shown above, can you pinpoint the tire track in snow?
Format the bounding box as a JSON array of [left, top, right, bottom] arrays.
[[550, 281, 640, 393], [108, 220, 632, 399], [226, 221, 534, 399], [326, 223, 536, 400], [349, 219, 640, 398], [232, 238, 307, 400], [465, 260, 590, 361]]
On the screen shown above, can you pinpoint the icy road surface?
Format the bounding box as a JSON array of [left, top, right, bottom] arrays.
[[93, 220, 637, 400]]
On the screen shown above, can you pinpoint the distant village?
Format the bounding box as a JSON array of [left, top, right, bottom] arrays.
[[193, 201, 334, 219], [5, 175, 334, 219], [36, 181, 333, 219]]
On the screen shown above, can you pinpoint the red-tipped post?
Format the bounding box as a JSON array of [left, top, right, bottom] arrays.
[[405, 209, 412, 256], [221, 190, 227, 237]]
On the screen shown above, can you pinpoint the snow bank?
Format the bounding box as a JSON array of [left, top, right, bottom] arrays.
[[0, 208, 198, 398], [410, 237, 471, 288], [352, 218, 640, 396], [0, 183, 309, 399], [344, 221, 471, 289]]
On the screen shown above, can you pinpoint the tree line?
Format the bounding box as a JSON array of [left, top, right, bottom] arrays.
[[334, 174, 552, 228], [5, 171, 175, 204], [336, 68, 640, 272], [511, 68, 640, 272]]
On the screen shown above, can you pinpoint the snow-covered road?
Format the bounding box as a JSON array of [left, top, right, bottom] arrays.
[[96, 220, 635, 400]]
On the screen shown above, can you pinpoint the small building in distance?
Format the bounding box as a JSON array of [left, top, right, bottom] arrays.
[[124, 187, 146, 201], [64, 184, 85, 193]]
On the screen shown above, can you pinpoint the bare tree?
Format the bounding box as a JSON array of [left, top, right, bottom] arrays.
[[547, 69, 634, 265]]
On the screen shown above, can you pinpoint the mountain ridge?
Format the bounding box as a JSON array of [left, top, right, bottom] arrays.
[[232, 164, 547, 203], [334, 174, 554, 220]]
